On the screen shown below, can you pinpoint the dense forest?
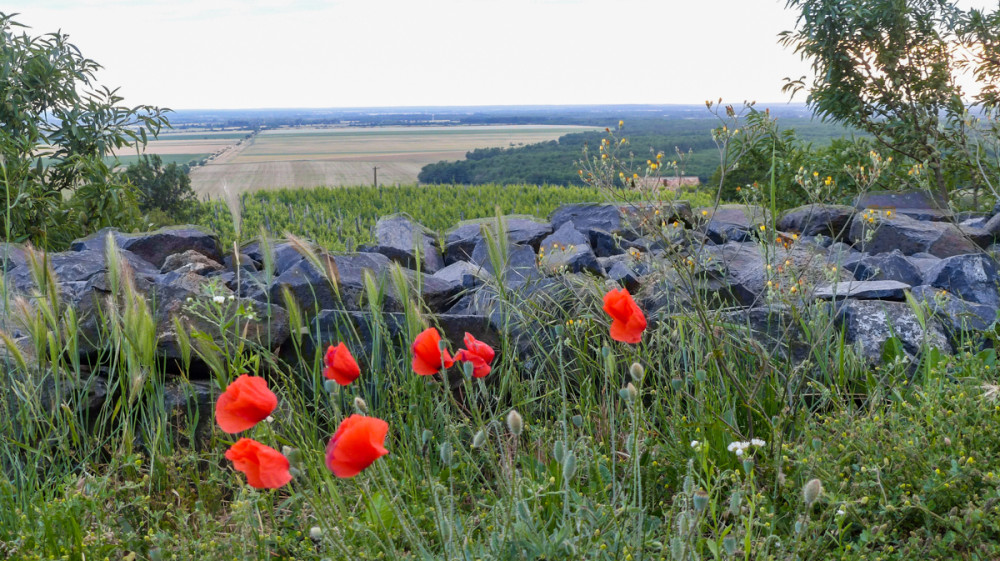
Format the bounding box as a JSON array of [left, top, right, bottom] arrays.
[[417, 117, 858, 186]]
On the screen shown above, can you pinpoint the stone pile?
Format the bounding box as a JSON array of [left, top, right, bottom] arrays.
[[4, 190, 1000, 409]]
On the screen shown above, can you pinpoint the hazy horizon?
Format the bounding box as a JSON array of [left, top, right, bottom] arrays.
[[4, 0, 815, 110]]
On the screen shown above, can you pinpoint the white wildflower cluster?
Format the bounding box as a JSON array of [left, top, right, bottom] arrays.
[[690, 440, 703, 451], [727, 439, 766, 457], [212, 295, 226, 304]]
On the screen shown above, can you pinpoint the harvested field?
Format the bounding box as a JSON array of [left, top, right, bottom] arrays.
[[189, 125, 593, 197]]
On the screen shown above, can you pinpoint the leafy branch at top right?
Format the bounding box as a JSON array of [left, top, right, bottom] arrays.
[[780, 0, 1000, 205]]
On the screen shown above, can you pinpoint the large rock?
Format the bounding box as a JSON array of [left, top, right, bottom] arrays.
[[779, 204, 855, 239], [70, 226, 222, 268], [855, 190, 953, 222], [721, 305, 813, 362], [444, 216, 552, 264], [257, 252, 459, 315], [908, 285, 997, 343], [848, 212, 978, 257], [241, 241, 306, 277], [696, 204, 768, 244], [550, 203, 628, 241], [469, 240, 538, 285], [836, 299, 951, 362], [844, 250, 923, 286], [432, 261, 491, 292], [923, 253, 1000, 308], [813, 280, 911, 301], [372, 214, 444, 273], [538, 222, 602, 276]]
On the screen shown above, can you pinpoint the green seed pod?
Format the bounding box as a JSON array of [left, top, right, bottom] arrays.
[[742, 459, 754, 476], [695, 369, 707, 382], [421, 429, 433, 446], [670, 378, 684, 391]]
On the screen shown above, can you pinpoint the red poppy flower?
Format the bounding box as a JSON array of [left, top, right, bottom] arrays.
[[216, 374, 278, 433], [225, 438, 292, 489], [411, 327, 454, 376], [602, 288, 647, 344], [325, 414, 390, 478], [454, 332, 495, 378], [324, 342, 361, 386]]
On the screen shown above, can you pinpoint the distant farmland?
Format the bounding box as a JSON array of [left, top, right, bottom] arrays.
[[110, 129, 249, 168], [187, 125, 595, 198]]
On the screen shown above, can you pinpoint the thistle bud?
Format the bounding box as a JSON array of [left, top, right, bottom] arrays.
[[506, 409, 524, 436], [472, 429, 487, 449], [629, 362, 644, 383], [353, 396, 368, 414], [803, 478, 823, 506], [693, 489, 709, 512]]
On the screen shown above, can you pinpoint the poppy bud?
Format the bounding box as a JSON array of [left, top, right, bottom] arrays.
[[742, 459, 754, 476], [439, 442, 453, 466], [472, 429, 487, 449], [506, 409, 523, 436], [323, 379, 338, 394], [803, 478, 823, 506], [670, 378, 684, 391], [353, 396, 368, 414], [723, 535, 737, 556], [421, 429, 433, 446], [693, 489, 709, 512], [629, 362, 644, 383], [553, 440, 565, 463], [571, 415, 583, 428], [562, 451, 577, 481]]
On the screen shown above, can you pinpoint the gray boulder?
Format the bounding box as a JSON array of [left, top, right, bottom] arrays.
[[779, 204, 855, 239], [469, 240, 538, 285], [923, 253, 1000, 308], [835, 299, 951, 362], [844, 250, 923, 286], [538, 222, 602, 276], [813, 280, 911, 301], [444, 216, 552, 264], [70, 226, 222, 268], [373, 214, 444, 273], [848, 212, 978, 257]]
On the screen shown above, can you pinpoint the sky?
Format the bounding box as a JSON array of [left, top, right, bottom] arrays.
[[2, 1, 840, 110]]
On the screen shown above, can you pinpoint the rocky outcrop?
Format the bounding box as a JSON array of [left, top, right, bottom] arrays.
[[6, 189, 996, 395]]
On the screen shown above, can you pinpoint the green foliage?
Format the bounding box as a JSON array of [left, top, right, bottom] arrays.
[[418, 118, 855, 187], [0, 12, 168, 249], [780, 0, 1000, 199], [122, 154, 198, 224]]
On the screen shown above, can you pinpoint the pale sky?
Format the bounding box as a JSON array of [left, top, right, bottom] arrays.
[[4, 1, 831, 109]]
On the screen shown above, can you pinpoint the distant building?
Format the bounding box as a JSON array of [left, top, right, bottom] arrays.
[[633, 176, 701, 189]]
